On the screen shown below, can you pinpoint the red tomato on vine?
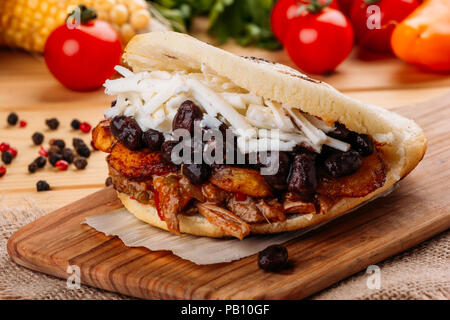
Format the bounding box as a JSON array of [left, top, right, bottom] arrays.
[[271, 0, 340, 43], [349, 0, 419, 53], [283, 1, 354, 74], [44, 5, 122, 91]]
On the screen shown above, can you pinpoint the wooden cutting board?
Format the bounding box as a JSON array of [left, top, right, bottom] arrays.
[[7, 95, 450, 300]]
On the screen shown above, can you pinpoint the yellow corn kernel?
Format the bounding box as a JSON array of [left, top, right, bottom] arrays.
[[130, 8, 150, 30], [120, 23, 135, 43], [110, 4, 129, 25]]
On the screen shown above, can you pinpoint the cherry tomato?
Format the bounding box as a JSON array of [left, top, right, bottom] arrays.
[[336, 0, 354, 15], [284, 7, 354, 74], [271, 0, 340, 43], [44, 7, 122, 91], [350, 0, 419, 53]]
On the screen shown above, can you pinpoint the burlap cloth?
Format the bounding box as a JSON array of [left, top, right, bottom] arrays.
[[1, 198, 449, 300]]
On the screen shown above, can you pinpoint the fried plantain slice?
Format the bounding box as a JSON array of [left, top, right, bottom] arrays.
[[107, 142, 177, 181], [210, 165, 272, 198], [92, 120, 115, 153], [317, 151, 386, 198]]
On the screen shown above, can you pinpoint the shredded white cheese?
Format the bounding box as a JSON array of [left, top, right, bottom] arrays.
[[104, 66, 352, 154]]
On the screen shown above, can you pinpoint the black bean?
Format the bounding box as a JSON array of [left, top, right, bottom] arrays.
[[142, 129, 164, 151], [161, 140, 179, 163], [182, 163, 211, 185], [172, 100, 203, 133], [111, 99, 117, 107], [45, 118, 59, 130], [260, 152, 291, 190], [50, 139, 65, 149], [105, 176, 113, 186], [28, 162, 38, 173], [7, 112, 18, 125], [32, 132, 44, 145], [258, 245, 288, 271], [110, 116, 143, 150], [73, 157, 88, 169], [76, 145, 91, 158], [288, 152, 318, 194], [36, 180, 50, 192], [351, 133, 374, 157], [62, 148, 75, 163], [33, 156, 47, 168], [324, 150, 362, 178], [71, 119, 81, 130], [328, 122, 351, 141], [72, 138, 85, 149], [49, 153, 63, 166], [1, 151, 13, 164]]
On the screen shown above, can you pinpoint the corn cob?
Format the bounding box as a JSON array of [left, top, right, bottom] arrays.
[[0, 0, 151, 52]]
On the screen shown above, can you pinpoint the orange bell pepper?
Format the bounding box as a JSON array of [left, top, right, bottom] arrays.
[[391, 0, 450, 72]]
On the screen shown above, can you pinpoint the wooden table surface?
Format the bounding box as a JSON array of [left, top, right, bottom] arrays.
[[0, 34, 449, 209]]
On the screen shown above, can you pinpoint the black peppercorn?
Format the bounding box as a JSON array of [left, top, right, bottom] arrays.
[[48, 145, 62, 156], [50, 139, 65, 149], [73, 157, 88, 169], [7, 112, 18, 125], [32, 132, 44, 145], [105, 176, 113, 186], [33, 156, 47, 168], [71, 119, 81, 130], [1, 151, 13, 164], [62, 148, 75, 163], [49, 153, 63, 166], [72, 138, 85, 149], [36, 180, 50, 192], [76, 145, 91, 158], [28, 162, 38, 173], [46, 118, 60, 130]]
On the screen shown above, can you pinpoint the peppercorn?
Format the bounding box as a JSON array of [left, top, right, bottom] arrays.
[[1, 151, 13, 164], [45, 118, 59, 130], [0, 166, 6, 177], [62, 148, 75, 163], [48, 145, 62, 157], [33, 156, 47, 168], [36, 180, 50, 192], [71, 119, 81, 130], [79, 122, 92, 133], [28, 162, 38, 173], [76, 145, 91, 158], [7, 112, 18, 125], [55, 160, 69, 171], [105, 176, 113, 186], [6, 147, 17, 157], [49, 153, 63, 166], [32, 132, 44, 145], [0, 142, 9, 152], [50, 139, 65, 149], [19, 120, 27, 128], [74, 157, 88, 170], [72, 138, 85, 149]]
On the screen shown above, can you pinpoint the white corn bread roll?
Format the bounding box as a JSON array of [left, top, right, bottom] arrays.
[[116, 31, 427, 238]]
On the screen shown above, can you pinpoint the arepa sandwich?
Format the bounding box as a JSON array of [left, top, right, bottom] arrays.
[[92, 31, 427, 240]]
